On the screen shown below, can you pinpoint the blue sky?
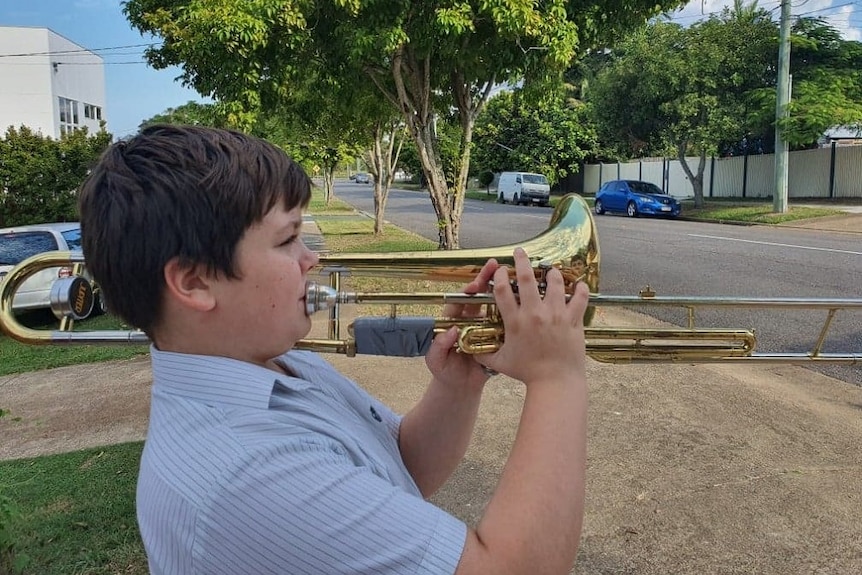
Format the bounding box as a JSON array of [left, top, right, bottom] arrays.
[[669, 0, 861, 40], [1, 0, 859, 140]]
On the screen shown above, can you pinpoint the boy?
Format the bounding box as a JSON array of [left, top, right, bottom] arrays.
[[78, 125, 589, 574]]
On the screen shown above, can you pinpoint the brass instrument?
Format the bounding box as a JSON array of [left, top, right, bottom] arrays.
[[1, 194, 860, 364]]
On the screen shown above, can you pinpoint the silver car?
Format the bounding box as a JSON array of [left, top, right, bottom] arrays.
[[0, 222, 101, 315]]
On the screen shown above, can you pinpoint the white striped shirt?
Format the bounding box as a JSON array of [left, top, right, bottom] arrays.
[[138, 347, 467, 574]]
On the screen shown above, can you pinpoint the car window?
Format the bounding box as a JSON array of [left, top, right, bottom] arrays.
[[61, 228, 82, 251], [522, 174, 547, 185], [627, 181, 664, 195], [0, 231, 60, 265], [515, 175, 522, 183]]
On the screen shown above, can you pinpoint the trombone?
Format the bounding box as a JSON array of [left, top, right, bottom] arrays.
[[1, 194, 860, 364]]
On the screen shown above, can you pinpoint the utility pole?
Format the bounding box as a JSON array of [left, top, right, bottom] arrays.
[[773, 0, 792, 213]]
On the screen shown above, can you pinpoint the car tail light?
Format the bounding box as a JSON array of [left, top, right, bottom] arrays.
[[58, 266, 73, 279]]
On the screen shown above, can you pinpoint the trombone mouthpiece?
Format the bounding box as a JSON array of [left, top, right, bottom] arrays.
[[305, 282, 340, 315]]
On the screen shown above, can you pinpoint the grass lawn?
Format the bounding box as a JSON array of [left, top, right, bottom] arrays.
[[680, 201, 841, 223], [0, 442, 146, 575]]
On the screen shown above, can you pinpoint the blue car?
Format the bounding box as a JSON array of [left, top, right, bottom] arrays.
[[594, 180, 681, 218]]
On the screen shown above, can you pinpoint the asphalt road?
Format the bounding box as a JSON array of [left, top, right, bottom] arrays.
[[333, 182, 862, 386]]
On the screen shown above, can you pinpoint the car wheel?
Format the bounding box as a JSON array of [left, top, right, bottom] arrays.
[[498, 192, 506, 204], [594, 199, 605, 215], [626, 201, 638, 217]]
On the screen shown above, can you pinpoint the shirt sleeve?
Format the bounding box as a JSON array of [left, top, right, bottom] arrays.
[[196, 436, 467, 575]]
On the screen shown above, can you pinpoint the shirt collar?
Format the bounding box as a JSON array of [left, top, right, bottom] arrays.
[[150, 345, 314, 410]]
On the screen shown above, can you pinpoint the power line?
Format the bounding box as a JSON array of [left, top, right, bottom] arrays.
[[0, 60, 150, 66], [797, 1, 857, 17], [0, 43, 159, 58]]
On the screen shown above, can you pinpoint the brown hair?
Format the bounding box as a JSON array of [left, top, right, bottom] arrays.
[[78, 124, 312, 337]]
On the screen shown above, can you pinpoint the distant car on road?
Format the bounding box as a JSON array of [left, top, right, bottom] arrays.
[[354, 172, 371, 184], [0, 222, 104, 315], [594, 180, 681, 218], [497, 171, 551, 206]]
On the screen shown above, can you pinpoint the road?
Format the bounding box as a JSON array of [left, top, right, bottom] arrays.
[[333, 182, 862, 386]]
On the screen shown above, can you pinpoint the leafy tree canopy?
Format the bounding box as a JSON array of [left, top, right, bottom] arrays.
[[472, 89, 600, 185], [123, 0, 685, 248], [0, 126, 112, 227]]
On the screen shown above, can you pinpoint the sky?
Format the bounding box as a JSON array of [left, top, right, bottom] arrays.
[[0, 0, 860, 141], [668, 0, 861, 40]]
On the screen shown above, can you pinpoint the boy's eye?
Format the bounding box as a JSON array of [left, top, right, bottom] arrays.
[[279, 235, 298, 246]]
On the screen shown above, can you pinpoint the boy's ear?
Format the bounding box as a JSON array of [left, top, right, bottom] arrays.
[[162, 258, 217, 312]]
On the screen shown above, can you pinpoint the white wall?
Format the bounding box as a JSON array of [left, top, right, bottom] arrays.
[[0, 26, 106, 138]]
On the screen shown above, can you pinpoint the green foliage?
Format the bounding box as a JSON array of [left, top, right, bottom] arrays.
[[590, 6, 862, 158], [137, 100, 227, 131], [1, 410, 29, 574], [0, 443, 146, 575], [0, 126, 112, 227], [752, 17, 862, 147], [473, 89, 600, 184], [123, 0, 685, 248]]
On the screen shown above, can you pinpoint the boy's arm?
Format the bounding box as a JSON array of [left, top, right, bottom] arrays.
[[402, 248, 590, 575]]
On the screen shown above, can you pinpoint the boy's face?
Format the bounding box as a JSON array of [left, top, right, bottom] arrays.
[[211, 204, 319, 366]]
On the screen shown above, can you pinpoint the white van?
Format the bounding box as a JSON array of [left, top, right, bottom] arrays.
[[497, 172, 551, 206]]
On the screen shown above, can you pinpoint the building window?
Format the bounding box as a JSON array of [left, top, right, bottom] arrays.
[[83, 104, 103, 122]]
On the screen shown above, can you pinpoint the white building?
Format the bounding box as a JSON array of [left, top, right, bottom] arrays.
[[0, 26, 106, 139]]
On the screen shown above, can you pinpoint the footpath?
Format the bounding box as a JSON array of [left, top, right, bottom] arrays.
[[1, 211, 861, 574]]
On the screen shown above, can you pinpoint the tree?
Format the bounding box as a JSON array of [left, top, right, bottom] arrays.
[[589, 6, 777, 207], [472, 89, 600, 187], [749, 16, 862, 148], [0, 126, 112, 227], [138, 101, 227, 131], [123, 0, 684, 248]]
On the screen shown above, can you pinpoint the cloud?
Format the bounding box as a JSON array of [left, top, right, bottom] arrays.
[[667, 0, 861, 40]]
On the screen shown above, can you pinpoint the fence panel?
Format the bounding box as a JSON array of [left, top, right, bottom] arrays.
[[834, 146, 862, 199], [667, 157, 709, 198], [600, 162, 619, 185], [639, 161, 664, 190], [744, 154, 774, 198], [710, 156, 743, 197], [785, 148, 830, 198], [583, 164, 601, 195]]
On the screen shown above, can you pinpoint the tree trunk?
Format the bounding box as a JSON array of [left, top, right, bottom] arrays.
[[388, 47, 493, 249], [677, 143, 707, 208], [367, 122, 405, 236], [322, 165, 335, 206]]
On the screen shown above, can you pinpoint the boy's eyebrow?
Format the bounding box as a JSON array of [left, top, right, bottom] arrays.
[[280, 218, 303, 233]]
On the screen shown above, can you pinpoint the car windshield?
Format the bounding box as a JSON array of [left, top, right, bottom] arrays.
[[628, 181, 665, 195], [523, 174, 548, 185], [0, 231, 60, 265], [62, 228, 82, 251]]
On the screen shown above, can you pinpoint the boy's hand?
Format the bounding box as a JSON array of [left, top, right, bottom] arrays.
[[477, 247, 589, 385], [425, 258, 499, 390]]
